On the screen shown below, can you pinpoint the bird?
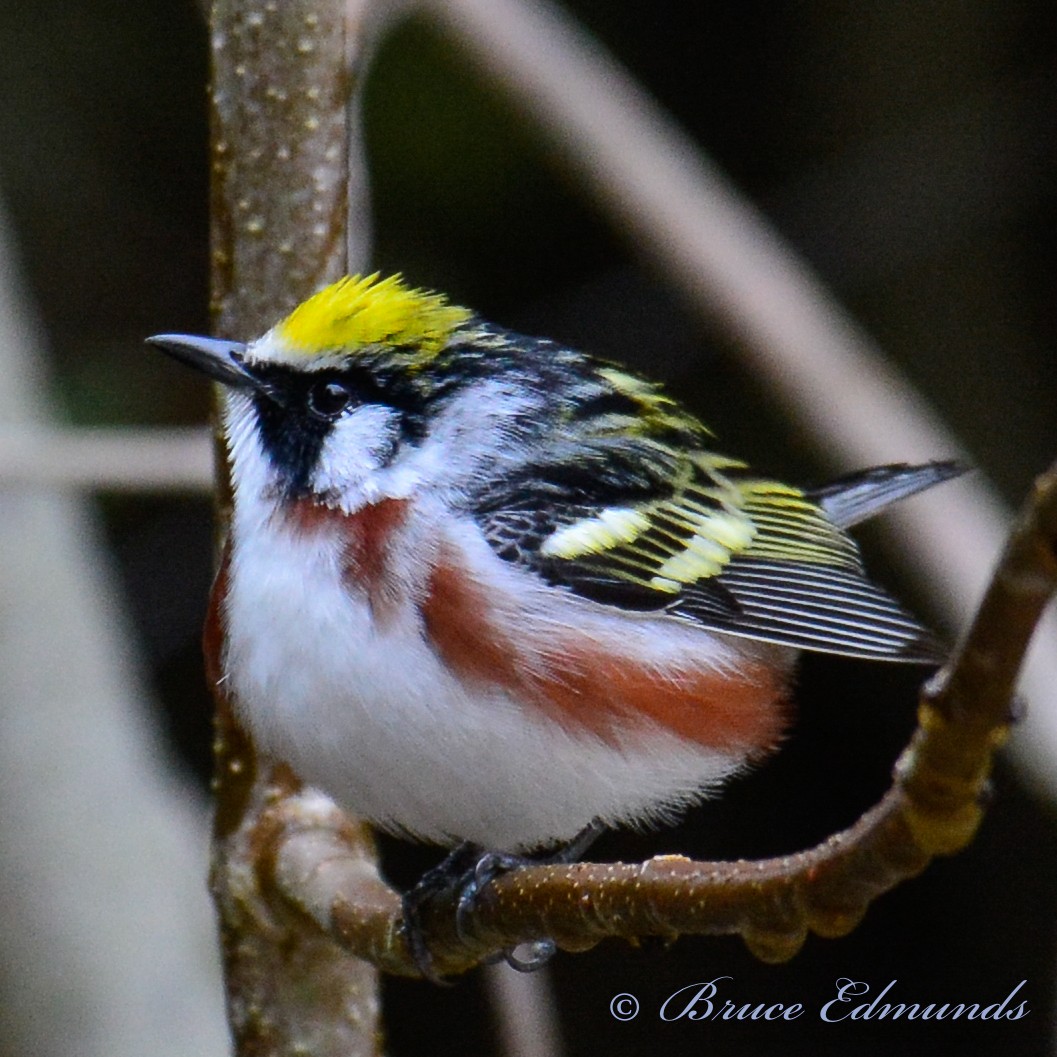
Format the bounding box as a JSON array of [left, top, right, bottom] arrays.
[[149, 272, 961, 961]]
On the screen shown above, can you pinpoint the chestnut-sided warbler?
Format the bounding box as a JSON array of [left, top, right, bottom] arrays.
[[150, 273, 960, 858]]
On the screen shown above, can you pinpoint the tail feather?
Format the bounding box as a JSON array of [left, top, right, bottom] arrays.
[[808, 460, 967, 530]]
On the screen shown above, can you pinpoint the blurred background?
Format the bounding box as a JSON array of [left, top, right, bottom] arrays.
[[0, 1, 1054, 1055]]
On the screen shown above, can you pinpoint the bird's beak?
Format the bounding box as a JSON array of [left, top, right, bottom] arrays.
[[146, 333, 258, 391]]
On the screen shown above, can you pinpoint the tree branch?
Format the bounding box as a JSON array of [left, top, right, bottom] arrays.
[[207, 1, 384, 1052], [0, 426, 212, 491]]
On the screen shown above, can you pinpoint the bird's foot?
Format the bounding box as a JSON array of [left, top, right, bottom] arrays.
[[401, 842, 482, 984], [401, 822, 604, 981], [454, 850, 557, 973]]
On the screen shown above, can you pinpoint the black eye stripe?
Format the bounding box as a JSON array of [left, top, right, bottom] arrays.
[[246, 361, 434, 498], [250, 363, 409, 414], [253, 390, 329, 498]]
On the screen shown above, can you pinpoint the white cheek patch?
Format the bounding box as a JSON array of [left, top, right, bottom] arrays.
[[381, 381, 543, 502], [312, 404, 402, 505]]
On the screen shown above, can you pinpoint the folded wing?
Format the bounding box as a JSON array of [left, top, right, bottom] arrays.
[[479, 457, 962, 663]]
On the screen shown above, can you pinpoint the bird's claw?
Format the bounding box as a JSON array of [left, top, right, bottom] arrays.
[[401, 841, 482, 983], [454, 851, 523, 940], [402, 847, 557, 979], [402, 823, 603, 981], [454, 851, 560, 973]]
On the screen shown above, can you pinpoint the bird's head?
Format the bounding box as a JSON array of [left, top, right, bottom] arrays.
[[148, 273, 528, 512], [150, 272, 708, 521]]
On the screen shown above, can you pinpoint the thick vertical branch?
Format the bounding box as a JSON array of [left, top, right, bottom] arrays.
[[210, 0, 352, 340], [208, 2, 383, 1054]]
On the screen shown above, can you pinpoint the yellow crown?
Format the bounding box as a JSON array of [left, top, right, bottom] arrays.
[[275, 273, 472, 359]]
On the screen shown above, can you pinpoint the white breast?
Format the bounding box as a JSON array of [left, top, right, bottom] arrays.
[[222, 397, 777, 851]]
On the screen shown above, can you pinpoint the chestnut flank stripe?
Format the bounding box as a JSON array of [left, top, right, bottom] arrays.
[[422, 552, 788, 754]]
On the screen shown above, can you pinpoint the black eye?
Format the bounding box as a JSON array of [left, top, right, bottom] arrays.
[[308, 380, 352, 419]]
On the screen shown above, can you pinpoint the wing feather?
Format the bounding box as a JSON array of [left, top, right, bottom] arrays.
[[807, 460, 966, 529], [477, 449, 950, 663]]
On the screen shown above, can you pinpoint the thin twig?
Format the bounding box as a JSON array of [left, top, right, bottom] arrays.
[[0, 427, 212, 491]]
